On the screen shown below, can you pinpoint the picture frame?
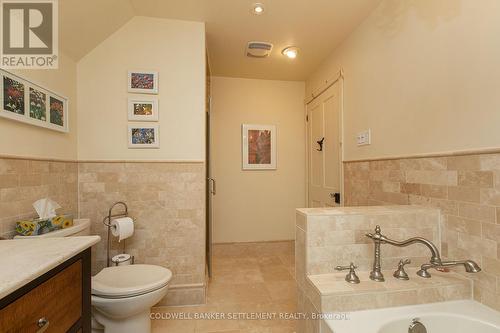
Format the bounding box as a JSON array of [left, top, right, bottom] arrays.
[[128, 124, 160, 149], [128, 97, 158, 121], [0, 69, 69, 133], [242, 124, 277, 170], [127, 71, 158, 94]]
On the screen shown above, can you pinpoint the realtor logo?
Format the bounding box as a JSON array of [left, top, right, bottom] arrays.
[[1, 0, 58, 69]]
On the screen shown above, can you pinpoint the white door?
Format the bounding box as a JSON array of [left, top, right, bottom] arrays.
[[307, 81, 342, 207]]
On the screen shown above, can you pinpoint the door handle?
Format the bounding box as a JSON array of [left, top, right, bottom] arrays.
[[208, 178, 216, 195], [330, 192, 341, 204]]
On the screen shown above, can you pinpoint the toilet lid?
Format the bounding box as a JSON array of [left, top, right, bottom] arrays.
[[92, 264, 172, 298]]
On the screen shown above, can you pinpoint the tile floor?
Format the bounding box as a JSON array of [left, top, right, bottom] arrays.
[[152, 241, 297, 333]]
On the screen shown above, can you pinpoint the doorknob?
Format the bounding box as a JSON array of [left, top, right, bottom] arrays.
[[330, 192, 341, 204]]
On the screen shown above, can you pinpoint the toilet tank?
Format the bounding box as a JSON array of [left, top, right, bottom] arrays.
[[13, 218, 91, 238]]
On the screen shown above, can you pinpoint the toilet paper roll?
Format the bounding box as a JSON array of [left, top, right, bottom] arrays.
[[111, 217, 134, 242], [111, 253, 133, 266]]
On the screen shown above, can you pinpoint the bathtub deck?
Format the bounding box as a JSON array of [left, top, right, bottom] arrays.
[[307, 268, 472, 312]]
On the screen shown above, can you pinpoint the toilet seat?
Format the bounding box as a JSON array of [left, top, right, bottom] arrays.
[[92, 264, 172, 299]]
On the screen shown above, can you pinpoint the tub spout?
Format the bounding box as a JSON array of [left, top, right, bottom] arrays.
[[417, 259, 482, 278], [365, 225, 442, 281], [463, 260, 482, 273]]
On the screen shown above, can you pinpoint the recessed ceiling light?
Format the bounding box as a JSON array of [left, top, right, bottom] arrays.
[[252, 3, 265, 15], [282, 46, 299, 59]]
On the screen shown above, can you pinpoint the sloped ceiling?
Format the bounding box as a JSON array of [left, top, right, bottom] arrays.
[[59, 0, 381, 81]]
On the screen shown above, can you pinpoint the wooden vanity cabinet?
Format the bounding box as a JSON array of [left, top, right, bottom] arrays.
[[0, 249, 91, 333]]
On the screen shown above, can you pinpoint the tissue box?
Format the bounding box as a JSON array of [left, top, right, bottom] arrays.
[[15, 214, 74, 236]]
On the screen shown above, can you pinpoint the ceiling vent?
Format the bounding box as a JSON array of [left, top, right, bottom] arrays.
[[246, 41, 273, 58]]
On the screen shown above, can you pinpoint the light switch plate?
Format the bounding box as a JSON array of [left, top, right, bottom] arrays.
[[357, 129, 371, 146]]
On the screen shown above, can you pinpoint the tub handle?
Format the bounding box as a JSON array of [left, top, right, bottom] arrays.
[[335, 262, 360, 284], [394, 258, 411, 280]]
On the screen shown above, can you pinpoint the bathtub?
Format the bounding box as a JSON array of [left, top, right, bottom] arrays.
[[325, 300, 500, 333]]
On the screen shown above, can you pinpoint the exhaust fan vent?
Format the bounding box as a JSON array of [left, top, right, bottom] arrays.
[[246, 41, 273, 58]]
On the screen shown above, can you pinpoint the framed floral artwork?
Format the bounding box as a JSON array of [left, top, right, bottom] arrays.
[[242, 124, 277, 170], [128, 124, 160, 148], [128, 71, 158, 94], [128, 97, 158, 121], [0, 69, 69, 132], [3, 76, 25, 116], [29, 87, 46, 121]]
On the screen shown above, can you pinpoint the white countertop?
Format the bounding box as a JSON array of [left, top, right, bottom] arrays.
[[0, 236, 100, 299]]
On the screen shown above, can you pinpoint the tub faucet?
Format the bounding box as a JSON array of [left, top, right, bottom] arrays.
[[365, 225, 481, 280], [417, 259, 481, 278]]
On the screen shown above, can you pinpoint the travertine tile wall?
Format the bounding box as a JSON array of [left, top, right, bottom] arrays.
[[78, 161, 206, 306], [296, 206, 440, 276], [344, 153, 500, 311], [1, 158, 206, 306], [0, 158, 78, 238], [295, 206, 458, 333]]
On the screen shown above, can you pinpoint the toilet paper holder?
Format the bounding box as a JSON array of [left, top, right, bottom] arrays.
[[102, 201, 135, 267]]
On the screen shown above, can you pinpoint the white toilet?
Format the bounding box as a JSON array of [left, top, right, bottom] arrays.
[[16, 219, 173, 333], [91, 264, 171, 333]]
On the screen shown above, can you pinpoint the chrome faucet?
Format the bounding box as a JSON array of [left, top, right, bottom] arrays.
[[365, 225, 481, 280]]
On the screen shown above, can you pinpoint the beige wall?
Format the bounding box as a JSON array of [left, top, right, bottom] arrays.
[[344, 153, 500, 312], [0, 158, 78, 239], [77, 16, 205, 161], [0, 53, 78, 160], [211, 77, 305, 243], [75, 16, 207, 305], [78, 161, 206, 306], [307, 0, 500, 161]]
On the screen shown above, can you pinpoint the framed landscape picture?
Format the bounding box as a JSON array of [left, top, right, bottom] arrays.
[[242, 124, 277, 170], [128, 71, 158, 94], [128, 124, 160, 148], [0, 69, 69, 132], [128, 97, 158, 121]]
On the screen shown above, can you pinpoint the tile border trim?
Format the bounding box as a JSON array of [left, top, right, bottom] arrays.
[[168, 282, 206, 291], [213, 239, 294, 245], [343, 146, 500, 163], [0, 154, 204, 164]]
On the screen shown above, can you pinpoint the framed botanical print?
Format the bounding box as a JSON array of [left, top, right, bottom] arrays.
[[29, 87, 47, 121], [0, 69, 69, 132], [49, 96, 65, 127], [128, 124, 160, 148], [242, 124, 277, 170], [128, 97, 158, 121], [127, 71, 158, 94]]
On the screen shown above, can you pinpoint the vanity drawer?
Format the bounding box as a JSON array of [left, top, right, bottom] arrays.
[[0, 260, 82, 333]]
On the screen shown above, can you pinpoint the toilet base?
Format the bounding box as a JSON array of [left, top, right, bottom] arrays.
[[91, 315, 104, 333], [93, 309, 151, 333]]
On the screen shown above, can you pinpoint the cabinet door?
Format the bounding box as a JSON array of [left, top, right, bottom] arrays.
[[0, 260, 82, 333]]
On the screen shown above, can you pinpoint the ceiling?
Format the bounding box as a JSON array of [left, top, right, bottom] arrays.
[[59, 0, 381, 81]]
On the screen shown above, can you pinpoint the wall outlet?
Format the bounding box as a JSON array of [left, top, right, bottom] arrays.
[[357, 129, 371, 146]]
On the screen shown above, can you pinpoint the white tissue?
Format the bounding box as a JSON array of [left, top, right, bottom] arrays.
[[33, 198, 61, 219], [111, 217, 134, 242]]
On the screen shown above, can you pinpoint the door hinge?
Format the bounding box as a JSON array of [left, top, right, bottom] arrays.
[[306, 115, 309, 122]]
